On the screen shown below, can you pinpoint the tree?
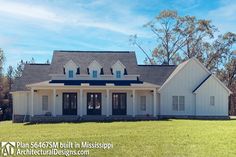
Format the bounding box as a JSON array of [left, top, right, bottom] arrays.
[[205, 32, 236, 72], [0, 49, 5, 105], [131, 10, 216, 65], [14, 60, 25, 78], [144, 10, 185, 65], [7, 66, 14, 91]]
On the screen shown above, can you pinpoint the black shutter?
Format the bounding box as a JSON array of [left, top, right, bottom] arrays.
[[110, 68, 113, 75], [87, 68, 90, 74], [100, 68, 104, 75], [76, 67, 80, 74], [124, 69, 128, 75], [63, 68, 65, 74]]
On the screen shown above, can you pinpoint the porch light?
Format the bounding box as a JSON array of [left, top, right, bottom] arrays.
[[131, 94, 133, 97]]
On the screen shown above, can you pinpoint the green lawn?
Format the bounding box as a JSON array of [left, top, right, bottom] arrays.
[[1, 120, 236, 157]]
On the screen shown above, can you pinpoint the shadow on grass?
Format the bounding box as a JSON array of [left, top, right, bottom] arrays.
[[23, 116, 236, 125], [23, 118, 172, 125]]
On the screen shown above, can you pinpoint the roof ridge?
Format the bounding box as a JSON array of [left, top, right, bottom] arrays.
[[53, 50, 134, 53], [138, 65, 176, 67], [27, 63, 50, 65]]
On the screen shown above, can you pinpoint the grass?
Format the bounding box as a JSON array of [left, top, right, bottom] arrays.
[[1, 120, 236, 157]]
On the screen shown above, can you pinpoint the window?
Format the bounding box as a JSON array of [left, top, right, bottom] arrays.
[[116, 71, 121, 78], [140, 96, 146, 111], [172, 96, 185, 111], [92, 70, 98, 78], [179, 96, 185, 111], [210, 96, 215, 106], [172, 96, 178, 111], [68, 70, 73, 78], [42, 96, 48, 111]]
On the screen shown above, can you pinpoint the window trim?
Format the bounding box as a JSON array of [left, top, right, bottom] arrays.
[[92, 70, 98, 78], [140, 96, 146, 111], [68, 70, 74, 78], [116, 70, 122, 78], [172, 96, 185, 111], [42, 95, 49, 111], [210, 96, 215, 106]]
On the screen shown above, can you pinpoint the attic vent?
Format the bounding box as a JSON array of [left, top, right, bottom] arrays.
[[87, 68, 90, 74], [100, 68, 104, 75], [63, 68, 65, 74], [76, 67, 80, 74], [110, 68, 113, 75], [124, 69, 128, 75]]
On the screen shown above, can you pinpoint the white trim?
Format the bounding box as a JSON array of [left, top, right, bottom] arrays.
[[88, 60, 102, 69], [111, 60, 126, 69], [64, 60, 78, 68]]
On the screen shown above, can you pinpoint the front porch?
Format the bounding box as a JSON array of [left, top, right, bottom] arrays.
[[26, 81, 160, 122]]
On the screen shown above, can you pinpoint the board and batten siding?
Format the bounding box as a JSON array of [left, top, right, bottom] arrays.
[[159, 59, 209, 116], [12, 92, 30, 115], [195, 76, 229, 116]]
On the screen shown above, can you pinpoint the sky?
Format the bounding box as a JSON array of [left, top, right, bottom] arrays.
[[0, 0, 236, 72]]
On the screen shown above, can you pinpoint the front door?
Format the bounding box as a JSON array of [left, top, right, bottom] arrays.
[[63, 93, 77, 115], [112, 93, 127, 115], [87, 93, 102, 115]]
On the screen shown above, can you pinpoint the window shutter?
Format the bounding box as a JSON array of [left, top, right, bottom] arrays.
[[87, 68, 90, 74], [124, 69, 128, 75], [76, 67, 80, 74], [100, 68, 104, 75], [63, 68, 65, 74], [110, 68, 113, 75]]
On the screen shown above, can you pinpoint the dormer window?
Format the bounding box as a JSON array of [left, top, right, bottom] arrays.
[[68, 70, 74, 78], [64, 60, 78, 79], [111, 60, 126, 79], [92, 70, 98, 78], [116, 71, 121, 78], [88, 60, 102, 79]]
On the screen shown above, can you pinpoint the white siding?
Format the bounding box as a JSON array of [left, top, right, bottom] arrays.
[[33, 90, 53, 115], [12, 92, 29, 115], [135, 91, 153, 116], [160, 60, 209, 116], [195, 76, 229, 116]]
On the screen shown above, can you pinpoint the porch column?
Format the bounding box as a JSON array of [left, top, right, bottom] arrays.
[[106, 89, 109, 117], [80, 89, 83, 116], [77, 91, 80, 116], [132, 89, 136, 117], [53, 88, 56, 116], [31, 88, 34, 116], [153, 88, 157, 117]]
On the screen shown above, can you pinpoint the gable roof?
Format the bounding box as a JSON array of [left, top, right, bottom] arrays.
[[159, 58, 211, 91], [138, 65, 177, 86], [193, 74, 232, 94], [50, 51, 138, 75], [11, 64, 51, 92]]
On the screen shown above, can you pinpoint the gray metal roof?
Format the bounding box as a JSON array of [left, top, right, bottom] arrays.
[[12, 51, 178, 91], [138, 65, 177, 86], [50, 51, 138, 75], [11, 64, 51, 91]]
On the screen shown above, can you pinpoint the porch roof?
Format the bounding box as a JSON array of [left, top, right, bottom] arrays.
[[26, 80, 159, 89]]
